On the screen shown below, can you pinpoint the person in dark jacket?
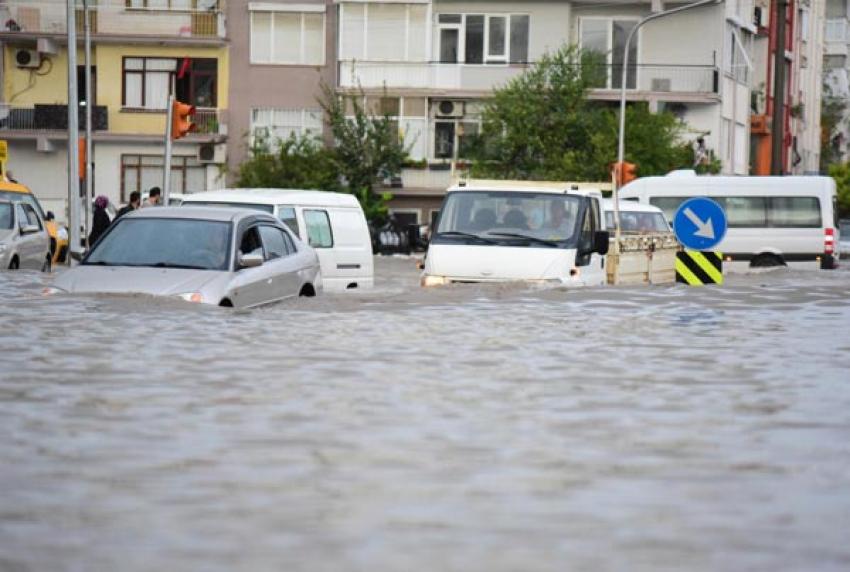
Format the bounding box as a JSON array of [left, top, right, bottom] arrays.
[[115, 191, 140, 219], [89, 195, 111, 246]]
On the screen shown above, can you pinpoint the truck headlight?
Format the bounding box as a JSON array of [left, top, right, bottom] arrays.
[[421, 275, 449, 287]]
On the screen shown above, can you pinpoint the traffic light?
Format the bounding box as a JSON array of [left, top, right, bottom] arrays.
[[171, 99, 195, 140], [611, 161, 638, 187]]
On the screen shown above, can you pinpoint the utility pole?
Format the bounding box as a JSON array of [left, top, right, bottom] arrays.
[[163, 94, 174, 204], [770, 0, 788, 175], [614, 0, 717, 252], [83, 0, 93, 248], [66, 0, 81, 264]]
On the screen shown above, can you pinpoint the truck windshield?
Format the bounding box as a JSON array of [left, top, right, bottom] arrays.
[[434, 191, 582, 247]]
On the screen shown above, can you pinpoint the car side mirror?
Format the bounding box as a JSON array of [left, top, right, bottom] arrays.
[[46, 211, 55, 221], [238, 252, 264, 268], [20, 224, 40, 235], [594, 230, 610, 255]]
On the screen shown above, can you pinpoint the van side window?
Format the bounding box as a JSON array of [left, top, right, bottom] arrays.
[[22, 204, 42, 230], [304, 209, 333, 248], [278, 206, 300, 236]]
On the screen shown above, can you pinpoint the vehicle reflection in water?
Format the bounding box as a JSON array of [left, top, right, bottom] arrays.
[[1, 258, 850, 571]]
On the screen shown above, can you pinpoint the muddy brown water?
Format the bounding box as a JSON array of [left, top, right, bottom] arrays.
[[1, 258, 849, 571]]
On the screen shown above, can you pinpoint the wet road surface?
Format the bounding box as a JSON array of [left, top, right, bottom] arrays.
[[1, 258, 850, 571]]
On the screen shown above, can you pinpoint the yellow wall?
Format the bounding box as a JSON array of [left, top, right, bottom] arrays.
[[3, 44, 229, 135]]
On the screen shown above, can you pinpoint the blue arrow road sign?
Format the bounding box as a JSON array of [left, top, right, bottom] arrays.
[[673, 197, 727, 251]]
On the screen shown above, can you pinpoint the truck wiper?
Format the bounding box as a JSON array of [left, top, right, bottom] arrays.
[[485, 232, 561, 247], [435, 231, 499, 244]]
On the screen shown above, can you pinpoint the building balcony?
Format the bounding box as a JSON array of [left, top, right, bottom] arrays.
[[0, 104, 227, 141], [339, 61, 720, 101], [0, 104, 108, 133], [0, 0, 225, 44]]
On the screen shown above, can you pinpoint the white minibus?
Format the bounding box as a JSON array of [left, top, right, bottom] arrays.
[[619, 172, 841, 269], [422, 184, 609, 287], [182, 189, 374, 290]]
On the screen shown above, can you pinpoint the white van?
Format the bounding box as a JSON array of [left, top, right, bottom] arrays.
[[619, 172, 841, 269], [182, 189, 374, 290], [602, 199, 671, 233], [422, 184, 609, 287]]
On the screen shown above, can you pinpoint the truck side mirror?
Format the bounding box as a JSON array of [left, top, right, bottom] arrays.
[[594, 230, 610, 255]]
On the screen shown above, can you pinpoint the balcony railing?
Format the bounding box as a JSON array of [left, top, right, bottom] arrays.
[[0, 104, 108, 132], [339, 61, 720, 97], [0, 1, 225, 39], [193, 108, 226, 136]]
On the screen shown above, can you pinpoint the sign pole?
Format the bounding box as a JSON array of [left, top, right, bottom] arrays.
[[163, 94, 174, 204], [66, 0, 81, 265], [83, 0, 93, 249]]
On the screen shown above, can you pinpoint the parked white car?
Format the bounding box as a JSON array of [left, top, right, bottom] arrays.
[[422, 183, 609, 287], [182, 189, 374, 290], [49, 207, 322, 308], [0, 199, 51, 271], [602, 199, 671, 233]]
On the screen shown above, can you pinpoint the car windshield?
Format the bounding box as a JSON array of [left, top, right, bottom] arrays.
[[434, 191, 582, 247], [184, 201, 274, 214], [0, 203, 12, 229], [0, 190, 45, 220], [606, 210, 670, 232], [83, 218, 232, 271]]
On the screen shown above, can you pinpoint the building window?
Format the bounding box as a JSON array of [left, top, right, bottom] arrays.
[[125, 0, 220, 10], [579, 17, 637, 89], [434, 119, 480, 160], [250, 108, 323, 148], [437, 13, 530, 64], [341, 3, 428, 61], [123, 57, 218, 110], [121, 155, 205, 203], [250, 11, 325, 65]]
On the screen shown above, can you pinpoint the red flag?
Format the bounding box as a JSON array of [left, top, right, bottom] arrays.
[[177, 57, 191, 79]]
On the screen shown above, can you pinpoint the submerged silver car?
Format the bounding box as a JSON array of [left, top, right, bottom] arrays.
[[0, 199, 51, 271], [49, 207, 322, 307]]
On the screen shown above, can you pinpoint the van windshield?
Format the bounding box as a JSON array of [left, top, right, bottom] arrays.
[[605, 210, 670, 232], [434, 191, 582, 247]]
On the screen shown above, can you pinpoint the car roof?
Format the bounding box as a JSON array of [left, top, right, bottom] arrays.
[[602, 199, 665, 213], [0, 181, 33, 194], [124, 205, 276, 223], [182, 188, 361, 208]]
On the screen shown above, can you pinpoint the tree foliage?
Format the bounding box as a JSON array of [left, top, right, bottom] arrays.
[[821, 81, 848, 172], [235, 85, 408, 224], [467, 44, 695, 181], [318, 83, 408, 223], [828, 162, 850, 217], [236, 134, 339, 192]]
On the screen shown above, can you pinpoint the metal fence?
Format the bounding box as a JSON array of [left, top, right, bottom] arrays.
[[0, 104, 108, 131]]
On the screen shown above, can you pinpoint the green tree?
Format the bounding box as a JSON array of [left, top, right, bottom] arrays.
[[821, 82, 848, 172], [828, 162, 850, 217], [236, 133, 340, 192], [468, 44, 696, 181], [318, 84, 408, 223]]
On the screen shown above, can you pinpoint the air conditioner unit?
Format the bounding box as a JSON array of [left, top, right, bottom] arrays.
[[15, 49, 41, 69], [198, 143, 225, 163], [651, 78, 672, 92], [435, 100, 464, 118]]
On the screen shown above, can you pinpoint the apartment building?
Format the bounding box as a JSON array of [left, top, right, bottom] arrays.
[[750, 0, 824, 175], [335, 0, 760, 226], [225, 0, 335, 179], [824, 0, 850, 164], [0, 0, 229, 221]]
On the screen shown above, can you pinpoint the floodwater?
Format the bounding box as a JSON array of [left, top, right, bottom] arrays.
[[1, 258, 850, 572]]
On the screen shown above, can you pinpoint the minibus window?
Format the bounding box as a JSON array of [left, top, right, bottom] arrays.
[[723, 197, 767, 227], [768, 197, 820, 228], [648, 197, 686, 222]]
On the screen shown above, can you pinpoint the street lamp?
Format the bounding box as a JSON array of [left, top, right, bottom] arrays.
[[613, 0, 719, 250]]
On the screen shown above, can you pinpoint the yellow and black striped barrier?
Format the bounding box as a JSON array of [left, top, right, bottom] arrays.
[[676, 250, 723, 286]]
